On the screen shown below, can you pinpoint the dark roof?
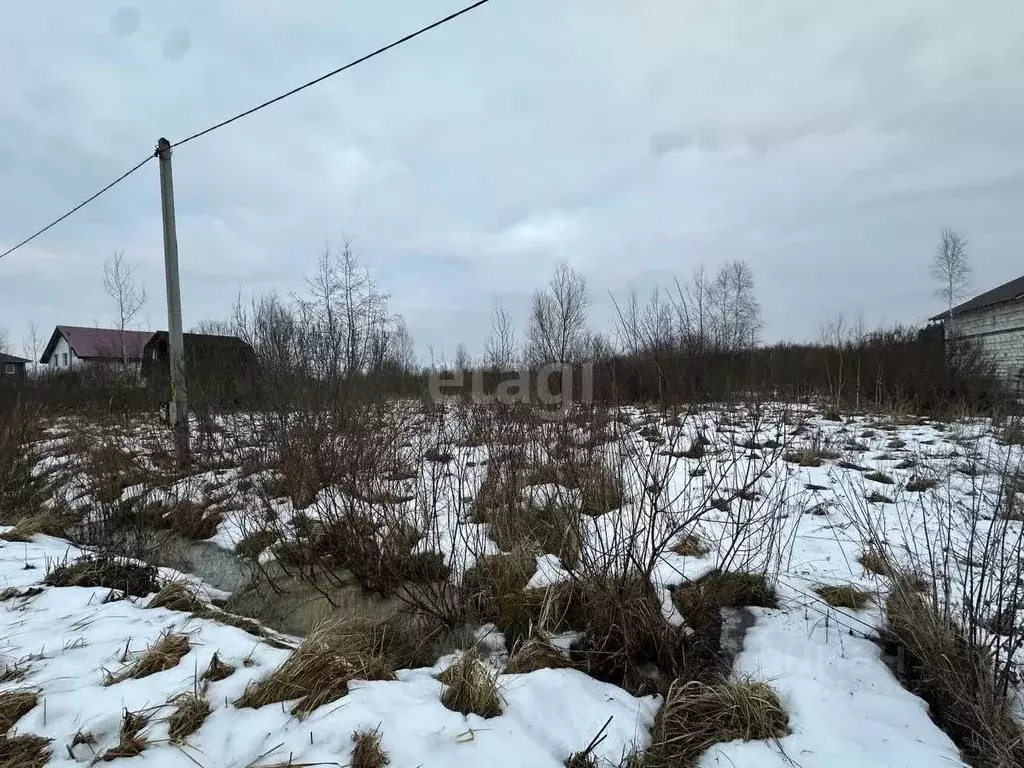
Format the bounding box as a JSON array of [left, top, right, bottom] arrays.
[[929, 274, 1024, 321], [0, 353, 30, 365], [40, 326, 156, 363]]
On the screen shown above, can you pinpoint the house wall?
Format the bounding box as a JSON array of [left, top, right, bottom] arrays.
[[947, 298, 1024, 390], [47, 335, 84, 372]]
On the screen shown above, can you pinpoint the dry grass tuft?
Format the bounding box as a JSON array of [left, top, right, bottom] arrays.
[[551, 575, 685, 696], [642, 679, 789, 767], [438, 652, 503, 719], [490, 498, 581, 569], [351, 728, 390, 768], [0, 587, 43, 603], [505, 637, 575, 674], [886, 580, 1024, 768], [44, 555, 157, 598], [677, 571, 777, 610], [164, 500, 223, 541], [235, 529, 278, 559], [0, 689, 38, 733], [858, 547, 892, 577], [463, 546, 545, 650], [905, 476, 939, 493], [146, 581, 203, 613], [168, 692, 211, 743], [0, 512, 68, 542], [202, 652, 236, 684], [673, 535, 711, 558], [104, 632, 190, 685], [0, 733, 51, 768], [0, 664, 29, 685], [814, 584, 873, 611], [102, 709, 148, 761], [235, 618, 397, 717], [147, 580, 266, 637], [864, 470, 895, 485]]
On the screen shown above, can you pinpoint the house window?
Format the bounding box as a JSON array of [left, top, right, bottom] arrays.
[[62, 352, 68, 367], [3, 364, 13, 375]]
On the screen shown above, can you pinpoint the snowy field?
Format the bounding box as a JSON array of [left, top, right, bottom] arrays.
[[2, 403, 1022, 766]]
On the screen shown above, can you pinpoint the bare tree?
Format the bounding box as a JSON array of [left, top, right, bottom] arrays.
[[102, 250, 147, 362], [709, 260, 761, 352], [23, 321, 41, 376], [931, 227, 971, 321], [453, 342, 471, 373], [0, 327, 9, 355], [485, 299, 517, 369], [526, 261, 590, 365]]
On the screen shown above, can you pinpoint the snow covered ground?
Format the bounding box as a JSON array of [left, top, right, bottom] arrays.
[[3, 404, 1021, 766]]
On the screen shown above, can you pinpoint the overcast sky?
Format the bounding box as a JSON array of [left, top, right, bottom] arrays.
[[2, 1, 1023, 363]]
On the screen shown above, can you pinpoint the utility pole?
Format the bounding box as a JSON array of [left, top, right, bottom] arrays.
[[156, 138, 190, 467]]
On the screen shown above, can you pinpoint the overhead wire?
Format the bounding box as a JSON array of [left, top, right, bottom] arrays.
[[0, 0, 496, 261]]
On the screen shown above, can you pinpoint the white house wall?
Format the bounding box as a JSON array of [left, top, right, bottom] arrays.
[[948, 299, 1024, 388], [48, 335, 84, 371]]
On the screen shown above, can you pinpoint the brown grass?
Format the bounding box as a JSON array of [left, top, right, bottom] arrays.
[[164, 501, 223, 540], [438, 652, 503, 719], [0, 664, 28, 685], [490, 498, 581, 569], [0, 733, 51, 768], [351, 728, 390, 768], [463, 546, 545, 651], [104, 632, 190, 685], [905, 476, 939, 493], [102, 710, 148, 761], [168, 692, 211, 743], [505, 637, 575, 674], [0, 512, 68, 542], [642, 679, 789, 767], [550, 575, 685, 696], [0, 587, 42, 603], [814, 584, 873, 611], [235, 529, 278, 559], [886, 580, 1024, 768], [44, 556, 157, 598], [0, 690, 38, 733], [235, 618, 397, 717], [147, 581, 267, 637], [673, 535, 710, 558], [202, 652, 236, 684], [859, 548, 892, 577], [865, 471, 895, 485]]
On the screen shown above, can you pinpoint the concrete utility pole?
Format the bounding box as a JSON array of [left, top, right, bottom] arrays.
[[156, 138, 190, 467]]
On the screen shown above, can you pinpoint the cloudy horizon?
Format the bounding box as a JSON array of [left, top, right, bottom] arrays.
[[2, 0, 1023, 363]]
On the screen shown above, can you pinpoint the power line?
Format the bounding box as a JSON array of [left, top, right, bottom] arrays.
[[171, 0, 495, 148], [0, 0, 495, 262], [0, 155, 153, 261]]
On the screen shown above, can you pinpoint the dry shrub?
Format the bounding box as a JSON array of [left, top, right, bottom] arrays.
[[463, 546, 544, 651], [202, 652, 235, 684], [438, 652, 503, 719], [102, 709, 148, 761], [235, 618, 397, 717], [814, 584, 873, 611], [351, 728, 389, 768], [505, 637, 575, 674], [490, 499, 581, 569], [0, 733, 50, 768], [886, 581, 1024, 768], [642, 679, 789, 767], [168, 692, 210, 743], [44, 555, 157, 598], [0, 690, 37, 733], [673, 535, 710, 558], [104, 632, 190, 685], [550, 575, 684, 696], [998, 473, 1024, 521]]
